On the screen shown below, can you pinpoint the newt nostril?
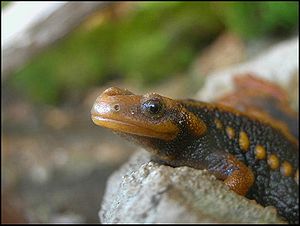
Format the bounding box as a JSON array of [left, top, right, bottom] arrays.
[[113, 104, 120, 112]]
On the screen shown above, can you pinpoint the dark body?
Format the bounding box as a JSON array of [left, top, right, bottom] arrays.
[[157, 101, 299, 223]]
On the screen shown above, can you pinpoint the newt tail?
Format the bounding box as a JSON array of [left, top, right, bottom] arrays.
[[91, 86, 299, 223]]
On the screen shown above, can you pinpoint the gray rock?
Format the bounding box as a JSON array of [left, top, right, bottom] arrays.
[[196, 36, 299, 107], [100, 150, 285, 223]]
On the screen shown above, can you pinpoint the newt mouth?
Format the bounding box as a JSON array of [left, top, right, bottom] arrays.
[[91, 115, 176, 140]]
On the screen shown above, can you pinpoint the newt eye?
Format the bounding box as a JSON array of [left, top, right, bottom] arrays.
[[142, 99, 164, 117]]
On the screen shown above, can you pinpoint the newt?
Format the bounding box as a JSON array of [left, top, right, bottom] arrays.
[[91, 78, 299, 223]]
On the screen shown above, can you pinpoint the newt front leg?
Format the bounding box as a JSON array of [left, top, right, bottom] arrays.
[[205, 152, 255, 196]]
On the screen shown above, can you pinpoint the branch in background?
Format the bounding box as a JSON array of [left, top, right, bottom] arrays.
[[2, 2, 114, 79]]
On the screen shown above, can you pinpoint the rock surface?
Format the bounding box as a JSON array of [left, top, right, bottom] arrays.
[[100, 150, 285, 223], [196, 36, 299, 109]]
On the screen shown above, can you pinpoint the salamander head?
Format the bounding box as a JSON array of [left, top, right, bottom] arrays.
[[91, 87, 209, 163], [91, 87, 182, 140], [91, 87, 207, 142]]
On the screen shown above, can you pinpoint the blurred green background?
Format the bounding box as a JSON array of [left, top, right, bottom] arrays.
[[6, 1, 299, 105], [2, 1, 298, 223]]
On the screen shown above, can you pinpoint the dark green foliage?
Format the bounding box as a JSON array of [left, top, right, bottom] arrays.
[[9, 2, 298, 105], [1, 1, 10, 9], [220, 2, 298, 38]]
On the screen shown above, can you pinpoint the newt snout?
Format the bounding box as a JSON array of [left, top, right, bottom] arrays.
[[91, 87, 131, 118], [91, 87, 134, 116]]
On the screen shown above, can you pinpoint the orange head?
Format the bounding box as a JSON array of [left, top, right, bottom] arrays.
[[91, 87, 182, 141], [91, 87, 208, 162]]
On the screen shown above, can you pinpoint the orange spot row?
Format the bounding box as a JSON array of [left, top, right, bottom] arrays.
[[214, 117, 295, 177], [214, 118, 223, 129], [266, 154, 293, 176], [267, 154, 280, 170], [255, 145, 266, 159], [239, 131, 249, 152], [226, 127, 235, 139]]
